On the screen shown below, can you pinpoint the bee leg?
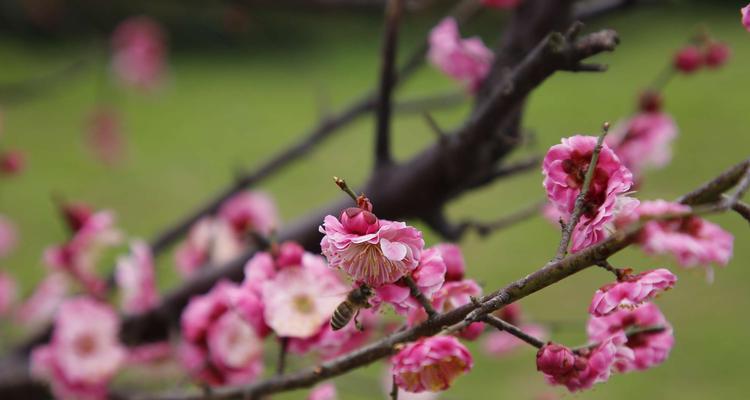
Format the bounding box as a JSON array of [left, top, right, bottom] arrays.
[[354, 310, 364, 331]]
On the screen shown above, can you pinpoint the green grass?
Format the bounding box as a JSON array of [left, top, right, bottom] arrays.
[[1, 2, 749, 399]]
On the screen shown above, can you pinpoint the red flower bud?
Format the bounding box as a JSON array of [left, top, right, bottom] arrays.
[[0, 150, 25, 176], [60, 202, 93, 233], [340, 207, 379, 235], [704, 42, 731, 69], [536, 343, 577, 377], [638, 90, 663, 113], [673, 46, 703, 74]]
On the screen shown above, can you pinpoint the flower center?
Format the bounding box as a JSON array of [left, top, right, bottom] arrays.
[[563, 150, 611, 217], [293, 294, 314, 314], [74, 334, 97, 356]]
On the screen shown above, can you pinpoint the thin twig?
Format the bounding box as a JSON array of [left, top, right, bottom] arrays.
[[395, 91, 466, 114], [466, 200, 545, 238], [572, 325, 666, 353], [374, 0, 404, 169], [403, 276, 437, 319], [276, 338, 290, 376], [389, 375, 399, 400], [481, 315, 545, 348], [553, 123, 610, 261], [595, 259, 621, 279], [333, 177, 359, 203]]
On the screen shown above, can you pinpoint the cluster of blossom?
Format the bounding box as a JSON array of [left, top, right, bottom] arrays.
[[537, 268, 677, 391], [175, 190, 278, 277], [673, 32, 731, 74]]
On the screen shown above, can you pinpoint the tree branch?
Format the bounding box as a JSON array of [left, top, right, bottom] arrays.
[[403, 276, 437, 319], [374, 0, 404, 169], [481, 315, 545, 348]]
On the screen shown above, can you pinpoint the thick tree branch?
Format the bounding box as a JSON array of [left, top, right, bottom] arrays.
[[374, 0, 404, 168]]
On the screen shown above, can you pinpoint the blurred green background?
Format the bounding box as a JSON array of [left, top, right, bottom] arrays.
[[1, 1, 749, 399]]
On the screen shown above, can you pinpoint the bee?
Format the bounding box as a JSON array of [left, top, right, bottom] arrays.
[[331, 285, 374, 331]]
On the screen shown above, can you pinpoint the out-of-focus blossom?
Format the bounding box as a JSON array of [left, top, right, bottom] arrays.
[[126, 341, 172, 365], [320, 204, 424, 287], [242, 251, 276, 295], [704, 41, 731, 69], [308, 382, 337, 400], [289, 309, 376, 359], [0, 271, 18, 316], [0, 149, 25, 176], [218, 191, 278, 236], [86, 107, 126, 166], [115, 240, 159, 314], [16, 273, 69, 328], [381, 367, 441, 400], [481, 0, 522, 8], [619, 200, 733, 281], [742, 4, 750, 32], [673, 46, 703, 73], [606, 112, 678, 178], [589, 268, 676, 317], [30, 298, 126, 400], [543, 135, 636, 252], [180, 280, 266, 386], [433, 243, 465, 282], [375, 247, 446, 315], [408, 279, 483, 340], [588, 302, 673, 372], [111, 16, 166, 90], [0, 214, 18, 258], [174, 217, 244, 278], [262, 260, 346, 339], [428, 18, 494, 93], [484, 323, 548, 356], [537, 336, 631, 392], [392, 336, 473, 393]]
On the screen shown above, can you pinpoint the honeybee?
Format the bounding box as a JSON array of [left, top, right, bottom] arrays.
[[330, 285, 374, 331]]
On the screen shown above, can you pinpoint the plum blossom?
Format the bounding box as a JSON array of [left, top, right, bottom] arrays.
[[174, 217, 244, 277], [619, 200, 733, 281], [606, 112, 678, 178], [30, 298, 126, 400], [375, 246, 446, 315], [433, 243, 465, 282], [542, 135, 636, 252], [115, 240, 159, 314], [262, 257, 346, 338], [180, 280, 266, 385], [86, 106, 126, 166], [537, 335, 631, 392], [674, 46, 703, 73], [111, 16, 166, 90], [408, 279, 483, 340], [0, 214, 18, 258], [0, 271, 18, 316], [308, 383, 337, 400], [742, 4, 750, 32], [482, 0, 522, 8], [16, 273, 69, 328], [320, 203, 424, 288], [288, 309, 376, 359], [704, 41, 731, 69], [427, 18, 494, 93], [218, 191, 279, 236], [588, 302, 674, 372], [0, 149, 25, 176], [392, 336, 473, 393], [242, 251, 276, 295], [589, 268, 676, 317]]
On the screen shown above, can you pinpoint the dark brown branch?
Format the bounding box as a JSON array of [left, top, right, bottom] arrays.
[[394, 91, 467, 114], [678, 159, 750, 205], [481, 315, 545, 348], [403, 276, 437, 319], [389, 375, 399, 400], [276, 338, 290, 376], [553, 124, 609, 260], [374, 0, 404, 169], [731, 200, 750, 224]]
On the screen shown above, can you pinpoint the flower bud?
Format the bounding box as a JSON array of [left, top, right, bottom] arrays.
[[638, 90, 663, 113], [673, 46, 703, 73], [536, 343, 576, 377], [0, 150, 25, 176], [340, 207, 379, 235], [704, 41, 731, 69], [275, 241, 305, 268], [60, 202, 93, 234]]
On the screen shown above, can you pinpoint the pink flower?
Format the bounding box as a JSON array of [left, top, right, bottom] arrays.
[[408, 280, 483, 340], [288, 309, 377, 359], [542, 135, 635, 252], [175, 217, 244, 277], [606, 112, 678, 177], [308, 383, 337, 400], [704, 41, 731, 69], [218, 191, 279, 236], [0, 214, 18, 258], [588, 302, 674, 372], [16, 273, 69, 328], [673, 46, 703, 73], [375, 246, 446, 314], [115, 240, 159, 314], [262, 258, 346, 338], [589, 268, 676, 317], [180, 280, 266, 385], [30, 298, 126, 400], [481, 0, 522, 8], [242, 251, 276, 295], [320, 212, 424, 287], [0, 271, 18, 316], [0, 149, 25, 176], [427, 18, 494, 93], [392, 336, 473, 393], [537, 337, 629, 392], [86, 106, 126, 166], [484, 323, 547, 356], [43, 242, 105, 297], [623, 200, 734, 280], [742, 4, 750, 32], [111, 16, 166, 90], [434, 243, 465, 282]]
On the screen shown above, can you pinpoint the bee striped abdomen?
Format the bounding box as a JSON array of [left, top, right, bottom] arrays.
[[331, 301, 355, 330]]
